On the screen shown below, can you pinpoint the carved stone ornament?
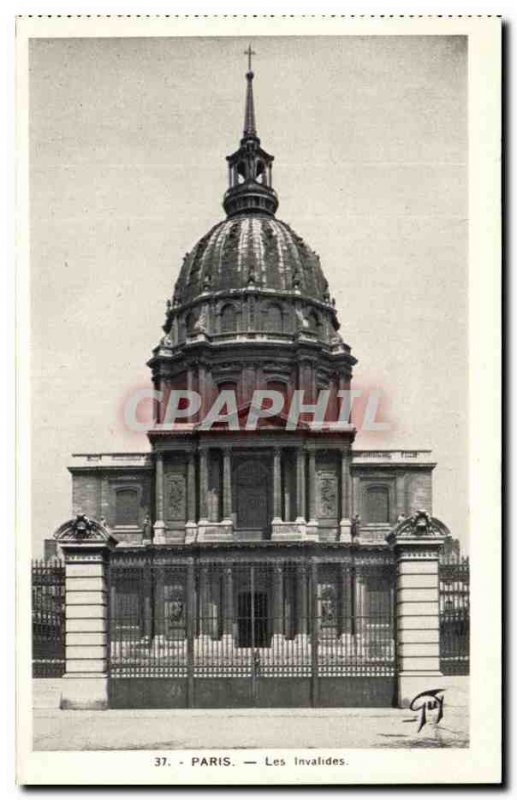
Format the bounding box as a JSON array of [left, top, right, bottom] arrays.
[[54, 513, 117, 545], [386, 509, 451, 544], [317, 473, 338, 518], [167, 474, 186, 520]]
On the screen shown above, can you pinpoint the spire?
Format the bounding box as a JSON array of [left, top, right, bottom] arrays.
[[243, 45, 257, 138], [223, 48, 278, 218]]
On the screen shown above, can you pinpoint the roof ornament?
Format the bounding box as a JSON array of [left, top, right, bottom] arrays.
[[387, 510, 451, 543], [223, 49, 278, 218], [243, 45, 257, 138]]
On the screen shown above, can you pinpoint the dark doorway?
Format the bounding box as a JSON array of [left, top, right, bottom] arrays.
[[237, 592, 270, 647], [235, 460, 270, 535]]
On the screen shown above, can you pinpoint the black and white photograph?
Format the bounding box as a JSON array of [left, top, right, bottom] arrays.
[[15, 14, 501, 786]]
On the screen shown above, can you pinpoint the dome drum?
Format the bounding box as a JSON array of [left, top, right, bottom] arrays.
[[162, 291, 340, 348]]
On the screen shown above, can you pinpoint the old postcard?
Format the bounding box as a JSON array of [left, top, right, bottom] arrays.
[[16, 14, 501, 785]]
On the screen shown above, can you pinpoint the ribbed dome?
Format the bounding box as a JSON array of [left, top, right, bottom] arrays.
[[173, 214, 330, 306]]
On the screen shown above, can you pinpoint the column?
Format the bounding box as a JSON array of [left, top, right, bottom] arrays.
[[199, 447, 209, 522], [199, 565, 211, 637], [273, 447, 282, 522], [56, 517, 117, 709], [387, 511, 447, 707], [339, 561, 351, 636], [310, 559, 319, 706], [186, 558, 195, 706], [198, 364, 207, 421], [153, 378, 162, 426], [354, 573, 365, 649], [153, 451, 166, 542], [187, 367, 194, 394], [284, 452, 292, 522], [222, 447, 232, 522], [272, 563, 284, 637], [295, 447, 306, 522], [307, 449, 317, 523], [223, 567, 234, 640], [143, 552, 154, 640], [296, 563, 308, 636], [340, 450, 351, 519]]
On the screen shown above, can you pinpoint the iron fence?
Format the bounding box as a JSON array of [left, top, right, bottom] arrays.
[[439, 551, 470, 675], [32, 559, 65, 677]]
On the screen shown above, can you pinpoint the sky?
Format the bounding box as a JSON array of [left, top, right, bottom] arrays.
[[29, 35, 468, 554]]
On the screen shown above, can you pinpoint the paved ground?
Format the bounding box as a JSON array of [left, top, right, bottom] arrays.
[[32, 680, 469, 751]]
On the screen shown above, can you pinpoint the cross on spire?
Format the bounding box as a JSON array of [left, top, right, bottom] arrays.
[[243, 46, 257, 137], [244, 44, 256, 74]]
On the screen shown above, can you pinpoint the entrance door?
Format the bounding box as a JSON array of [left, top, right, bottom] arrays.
[[237, 592, 270, 648], [235, 461, 270, 535]]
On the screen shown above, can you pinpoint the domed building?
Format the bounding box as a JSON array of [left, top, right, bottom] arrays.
[[63, 60, 450, 710], [145, 63, 362, 545]]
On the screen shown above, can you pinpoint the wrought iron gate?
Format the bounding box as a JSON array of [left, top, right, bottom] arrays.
[[108, 550, 396, 708], [439, 551, 470, 674], [32, 559, 65, 677]]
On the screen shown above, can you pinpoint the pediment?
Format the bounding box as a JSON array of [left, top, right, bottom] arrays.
[[206, 399, 311, 430]]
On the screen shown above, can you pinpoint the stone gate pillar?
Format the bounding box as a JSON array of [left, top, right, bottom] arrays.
[[54, 514, 118, 710], [387, 510, 449, 707]]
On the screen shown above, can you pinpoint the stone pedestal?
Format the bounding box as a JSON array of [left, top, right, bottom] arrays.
[[387, 510, 449, 708], [153, 519, 166, 544], [184, 520, 198, 544], [196, 520, 234, 542], [339, 519, 352, 542], [304, 520, 319, 541], [271, 520, 313, 541], [53, 514, 118, 710]]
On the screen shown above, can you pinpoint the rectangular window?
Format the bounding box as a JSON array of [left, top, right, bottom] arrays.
[[115, 488, 139, 526], [365, 486, 390, 524]]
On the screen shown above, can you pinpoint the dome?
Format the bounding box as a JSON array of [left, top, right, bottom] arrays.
[[150, 60, 355, 399], [173, 214, 331, 307]]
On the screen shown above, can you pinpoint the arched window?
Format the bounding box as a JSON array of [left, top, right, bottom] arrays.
[[236, 161, 247, 184], [217, 381, 238, 398], [220, 304, 237, 333], [256, 160, 266, 184], [185, 311, 197, 335], [115, 488, 139, 527], [307, 310, 320, 332], [267, 304, 283, 333], [267, 380, 287, 413], [365, 486, 390, 524]]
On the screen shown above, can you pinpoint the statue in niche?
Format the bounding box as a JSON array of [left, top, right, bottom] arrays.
[[142, 513, 152, 542]]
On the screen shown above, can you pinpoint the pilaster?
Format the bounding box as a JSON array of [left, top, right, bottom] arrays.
[[185, 450, 197, 543], [272, 447, 282, 523], [339, 449, 352, 542], [153, 451, 166, 543], [199, 446, 209, 522]]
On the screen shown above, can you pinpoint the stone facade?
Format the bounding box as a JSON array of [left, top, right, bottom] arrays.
[[66, 448, 436, 547]]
